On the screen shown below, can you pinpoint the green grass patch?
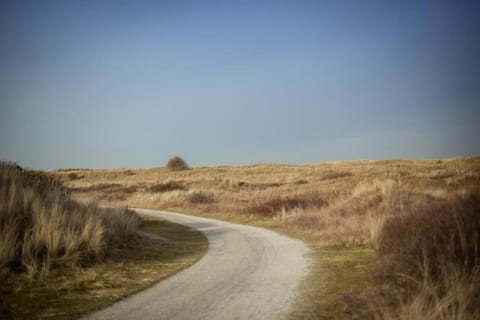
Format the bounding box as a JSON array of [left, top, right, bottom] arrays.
[[0, 217, 208, 320], [290, 246, 374, 320]]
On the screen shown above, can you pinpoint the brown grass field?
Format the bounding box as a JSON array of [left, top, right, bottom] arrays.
[[55, 156, 480, 319]]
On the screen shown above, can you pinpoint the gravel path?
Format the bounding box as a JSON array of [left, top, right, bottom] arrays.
[[83, 209, 310, 320]]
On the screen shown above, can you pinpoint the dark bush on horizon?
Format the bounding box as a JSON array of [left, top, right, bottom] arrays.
[[167, 156, 189, 171]]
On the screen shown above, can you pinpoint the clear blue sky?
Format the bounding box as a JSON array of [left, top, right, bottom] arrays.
[[1, 0, 479, 170]]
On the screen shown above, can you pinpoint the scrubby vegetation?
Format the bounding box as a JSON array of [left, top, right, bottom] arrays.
[[186, 190, 215, 204], [56, 157, 480, 319], [167, 156, 189, 171], [147, 181, 185, 193], [373, 193, 480, 319]]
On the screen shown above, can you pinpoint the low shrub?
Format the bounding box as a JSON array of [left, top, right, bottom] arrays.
[[167, 156, 189, 171], [67, 172, 81, 180], [246, 193, 327, 216], [186, 191, 214, 204], [148, 181, 185, 193], [320, 171, 354, 180], [378, 193, 480, 280], [124, 169, 136, 176], [70, 183, 138, 201], [375, 193, 480, 318]]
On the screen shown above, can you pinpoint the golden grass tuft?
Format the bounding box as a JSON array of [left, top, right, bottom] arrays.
[[370, 193, 480, 319], [0, 162, 141, 280]]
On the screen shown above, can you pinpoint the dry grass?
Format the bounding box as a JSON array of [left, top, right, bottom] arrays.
[[0, 162, 141, 280], [370, 194, 480, 320], [1, 217, 208, 319], [58, 157, 480, 245], [147, 181, 186, 193], [55, 156, 480, 319]]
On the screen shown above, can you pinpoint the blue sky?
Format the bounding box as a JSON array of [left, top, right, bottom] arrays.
[[1, 0, 479, 169]]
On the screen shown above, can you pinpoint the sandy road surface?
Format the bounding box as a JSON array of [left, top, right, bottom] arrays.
[[83, 209, 310, 320]]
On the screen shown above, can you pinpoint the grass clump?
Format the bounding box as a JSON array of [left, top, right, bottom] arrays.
[[67, 172, 81, 180], [167, 156, 189, 171], [373, 193, 480, 319], [148, 181, 185, 193], [245, 193, 327, 217], [70, 183, 138, 201], [379, 194, 480, 279], [186, 191, 214, 204], [0, 161, 141, 280]]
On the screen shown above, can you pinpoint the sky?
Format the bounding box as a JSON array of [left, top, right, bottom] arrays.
[[1, 0, 479, 170]]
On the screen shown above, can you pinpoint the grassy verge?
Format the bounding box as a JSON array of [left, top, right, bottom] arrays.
[[289, 247, 374, 320], [0, 217, 208, 320]]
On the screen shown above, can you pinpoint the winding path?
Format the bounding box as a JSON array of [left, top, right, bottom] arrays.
[[83, 209, 310, 320]]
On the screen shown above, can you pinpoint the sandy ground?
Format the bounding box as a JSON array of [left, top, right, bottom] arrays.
[[82, 209, 310, 320]]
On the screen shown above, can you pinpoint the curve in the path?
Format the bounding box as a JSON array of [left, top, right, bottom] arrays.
[[83, 209, 310, 320]]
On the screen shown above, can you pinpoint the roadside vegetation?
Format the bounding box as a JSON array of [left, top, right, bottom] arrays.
[[56, 157, 480, 319], [0, 162, 207, 319]]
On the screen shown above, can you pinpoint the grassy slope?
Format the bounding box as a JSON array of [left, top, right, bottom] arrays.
[[55, 157, 480, 319]]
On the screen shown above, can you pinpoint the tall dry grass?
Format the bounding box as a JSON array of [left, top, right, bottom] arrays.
[[0, 162, 141, 280], [56, 157, 480, 319], [371, 193, 480, 320]]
